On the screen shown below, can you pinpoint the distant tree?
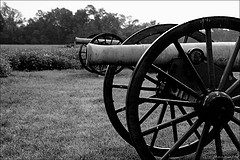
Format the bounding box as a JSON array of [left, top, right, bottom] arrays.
[[44, 8, 74, 43], [73, 9, 89, 37], [35, 10, 46, 19], [1, 3, 171, 44], [24, 10, 49, 44], [118, 15, 142, 39], [24, 8, 74, 44], [150, 20, 157, 26], [0, 2, 24, 26], [101, 12, 121, 35], [0, 2, 25, 43], [85, 5, 104, 32], [85, 5, 98, 18], [0, 13, 5, 32]]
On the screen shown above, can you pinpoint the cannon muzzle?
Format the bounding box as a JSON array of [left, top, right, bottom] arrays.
[[86, 42, 239, 71]]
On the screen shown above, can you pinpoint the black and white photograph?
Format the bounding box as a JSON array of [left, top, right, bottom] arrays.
[[1, 1, 239, 159]]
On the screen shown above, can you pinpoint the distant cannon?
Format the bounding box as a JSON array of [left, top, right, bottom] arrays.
[[84, 16, 240, 160], [75, 37, 122, 45], [75, 33, 123, 75]]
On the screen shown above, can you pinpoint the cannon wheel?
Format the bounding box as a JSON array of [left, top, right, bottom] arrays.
[[89, 33, 123, 76], [79, 34, 98, 73], [126, 16, 240, 159], [104, 24, 177, 145], [103, 24, 208, 146]]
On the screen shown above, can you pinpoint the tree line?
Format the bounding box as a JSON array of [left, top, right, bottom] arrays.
[[0, 2, 157, 44]]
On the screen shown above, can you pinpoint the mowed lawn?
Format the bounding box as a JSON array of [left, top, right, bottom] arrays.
[[0, 70, 139, 160], [1, 69, 239, 160]]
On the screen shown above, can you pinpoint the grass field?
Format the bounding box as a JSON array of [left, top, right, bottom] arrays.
[[0, 67, 237, 160], [0, 69, 239, 160], [0, 70, 140, 160]]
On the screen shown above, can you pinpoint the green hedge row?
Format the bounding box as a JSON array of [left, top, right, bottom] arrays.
[[0, 46, 81, 73], [0, 56, 12, 77]]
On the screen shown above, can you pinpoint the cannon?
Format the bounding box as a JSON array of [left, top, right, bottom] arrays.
[[75, 36, 122, 45], [103, 24, 181, 145], [75, 33, 123, 75], [124, 16, 240, 160], [98, 24, 209, 146], [85, 16, 240, 159]]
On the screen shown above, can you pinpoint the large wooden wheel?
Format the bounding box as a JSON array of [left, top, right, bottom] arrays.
[[103, 24, 209, 147], [126, 16, 240, 159], [104, 24, 177, 145], [79, 34, 98, 73]]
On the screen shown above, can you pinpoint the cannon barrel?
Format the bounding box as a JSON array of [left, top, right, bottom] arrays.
[[75, 37, 121, 44], [86, 42, 239, 71], [75, 37, 92, 44]]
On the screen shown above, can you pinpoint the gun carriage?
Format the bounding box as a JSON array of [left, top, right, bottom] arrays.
[[83, 16, 240, 159]]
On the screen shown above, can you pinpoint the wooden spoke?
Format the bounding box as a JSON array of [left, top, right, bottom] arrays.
[[139, 97, 199, 107], [205, 28, 216, 90], [218, 36, 240, 90], [96, 38, 100, 44], [223, 124, 240, 152], [110, 36, 114, 44], [150, 103, 168, 147], [195, 123, 211, 160], [174, 41, 207, 94], [112, 84, 128, 89], [225, 79, 240, 95], [161, 119, 203, 160], [142, 111, 198, 136], [139, 103, 161, 124], [126, 66, 135, 70], [178, 106, 201, 138], [144, 74, 159, 85], [231, 116, 240, 126], [233, 95, 240, 101], [214, 126, 223, 159], [115, 106, 126, 113], [183, 35, 189, 43], [151, 64, 201, 99], [170, 104, 178, 142]]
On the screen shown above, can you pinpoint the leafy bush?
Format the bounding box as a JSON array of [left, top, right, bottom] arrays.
[[0, 56, 12, 77], [0, 45, 81, 71]]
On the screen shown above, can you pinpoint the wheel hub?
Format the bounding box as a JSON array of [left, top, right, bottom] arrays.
[[201, 91, 234, 126]]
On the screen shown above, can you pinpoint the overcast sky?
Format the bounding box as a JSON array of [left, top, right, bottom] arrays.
[[1, 1, 239, 24]]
